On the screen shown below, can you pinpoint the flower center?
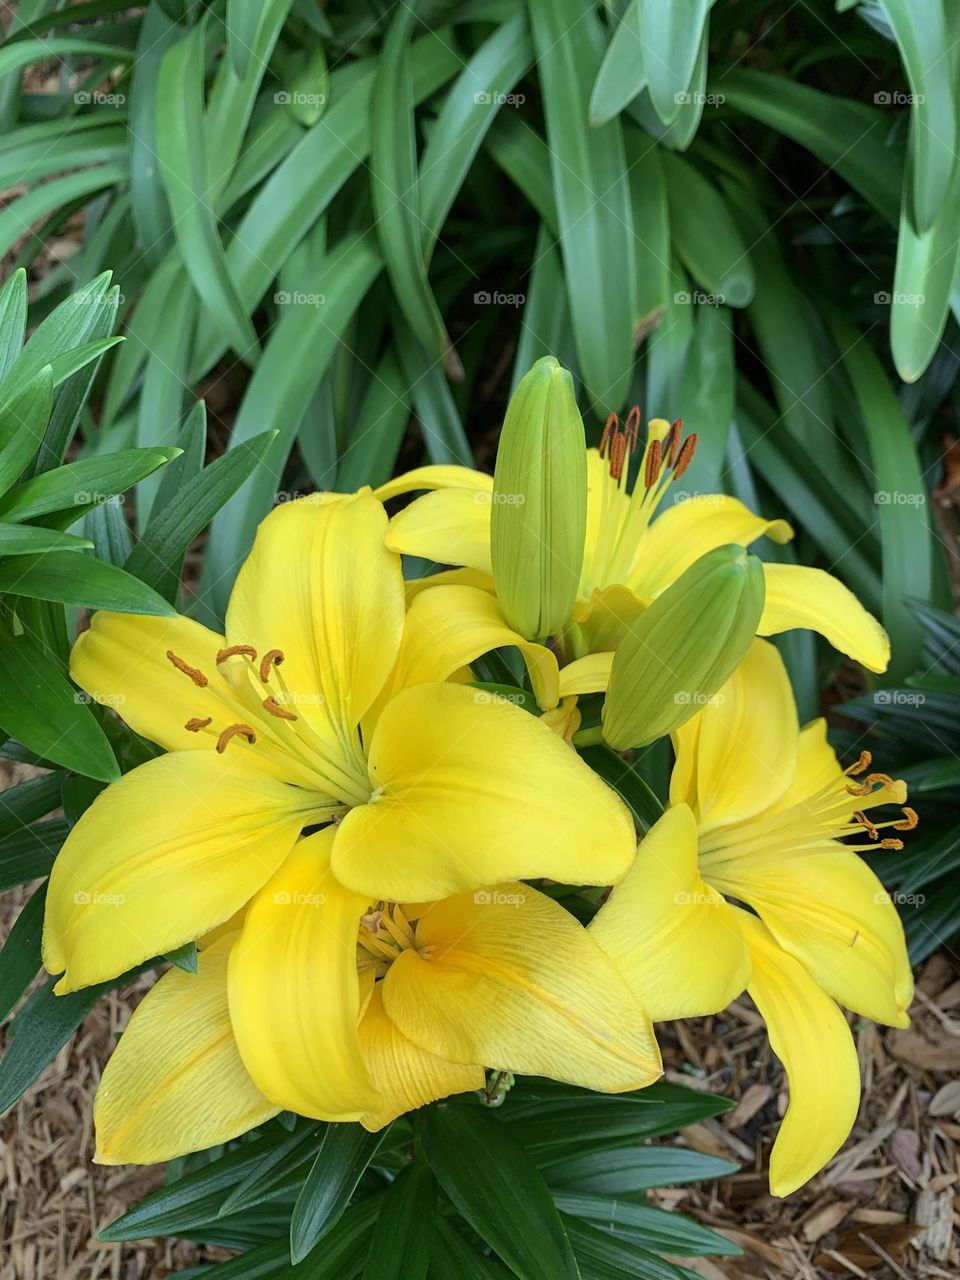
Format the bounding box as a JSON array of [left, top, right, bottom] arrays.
[[356, 903, 430, 979], [164, 642, 371, 808], [586, 411, 698, 594]]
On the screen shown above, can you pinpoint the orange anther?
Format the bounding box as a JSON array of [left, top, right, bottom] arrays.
[[216, 723, 256, 753], [166, 650, 208, 687], [263, 695, 297, 722], [184, 717, 212, 732], [216, 645, 257, 663], [259, 649, 285, 682]]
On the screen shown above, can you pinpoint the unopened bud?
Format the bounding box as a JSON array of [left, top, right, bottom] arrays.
[[601, 544, 765, 749], [491, 357, 586, 641]]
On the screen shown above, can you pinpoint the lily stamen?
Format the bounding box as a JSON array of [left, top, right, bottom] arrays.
[[165, 650, 208, 687], [845, 750, 872, 776], [216, 645, 257, 664], [184, 717, 212, 732], [263, 695, 297, 722], [216, 723, 257, 753], [259, 649, 285, 682], [895, 807, 919, 831]]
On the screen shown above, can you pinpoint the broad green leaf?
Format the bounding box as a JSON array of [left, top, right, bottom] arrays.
[[485, 113, 557, 234], [676, 302, 733, 492], [663, 153, 753, 306], [176, 1241, 291, 1280], [371, 1, 458, 377], [422, 1105, 580, 1280], [432, 1219, 512, 1279], [0, 635, 118, 781], [0, 882, 46, 1023], [0, 447, 177, 521], [0, 267, 27, 381], [0, 552, 176, 616], [639, 0, 711, 127], [290, 1124, 385, 1264], [2, 272, 113, 400], [563, 1216, 700, 1280], [0, 123, 126, 188], [553, 1193, 739, 1256], [0, 771, 63, 839], [0, 524, 91, 555], [219, 1123, 324, 1216], [511, 230, 573, 390], [628, 20, 710, 151], [0, 38, 135, 81], [164, 942, 199, 974], [624, 129, 670, 336], [125, 429, 277, 602], [579, 745, 663, 832], [394, 325, 472, 467], [544, 1146, 737, 1193], [336, 350, 410, 492], [203, 232, 382, 615], [529, 0, 636, 415], [128, 2, 180, 262], [590, 0, 646, 125], [891, 163, 960, 382], [0, 366, 52, 495], [156, 25, 259, 361], [829, 313, 932, 676], [0, 166, 125, 261], [277, 1196, 383, 1279], [878, 0, 956, 232], [361, 1165, 435, 1280]]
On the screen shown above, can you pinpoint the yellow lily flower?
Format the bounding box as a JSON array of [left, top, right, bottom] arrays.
[[589, 640, 915, 1196], [44, 491, 635, 994], [93, 828, 661, 1164], [377, 414, 889, 675]]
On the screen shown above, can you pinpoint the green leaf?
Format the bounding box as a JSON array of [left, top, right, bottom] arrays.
[[0, 881, 46, 1023], [663, 153, 753, 306], [0, 166, 126, 262], [676, 302, 733, 492], [0, 267, 27, 381], [156, 25, 260, 361], [0, 447, 177, 521], [878, 0, 956, 232], [0, 820, 67, 892], [0, 37, 135, 81], [544, 1146, 737, 1193], [0, 366, 52, 495], [0, 524, 91, 554], [336, 350, 410, 492], [0, 635, 119, 781], [218, 1121, 323, 1215], [165, 942, 198, 974], [290, 1124, 386, 1264], [529, 0, 635, 415], [590, 0, 646, 125], [371, 1, 459, 378], [128, 3, 180, 262], [639, 0, 711, 128], [579, 746, 663, 832], [0, 552, 176, 616], [361, 1164, 435, 1280], [0, 771, 63, 838], [554, 1192, 739, 1257], [3, 273, 113, 400], [432, 1218, 512, 1279], [624, 131, 670, 337], [394, 325, 472, 466], [829, 314, 932, 676], [125, 429, 277, 602], [422, 1105, 580, 1280], [278, 1196, 384, 1279], [563, 1216, 701, 1280]]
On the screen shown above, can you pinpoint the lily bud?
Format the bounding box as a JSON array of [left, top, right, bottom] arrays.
[[601, 544, 765, 750], [491, 356, 587, 641]]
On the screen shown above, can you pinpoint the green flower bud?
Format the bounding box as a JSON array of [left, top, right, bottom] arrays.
[[491, 356, 587, 641], [601, 544, 766, 750]]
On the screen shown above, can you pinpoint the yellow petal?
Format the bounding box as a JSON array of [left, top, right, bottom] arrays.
[[379, 584, 560, 711], [94, 936, 278, 1165], [358, 984, 483, 1132], [228, 829, 380, 1120], [565, 585, 646, 657], [225, 492, 404, 772], [692, 639, 798, 831], [558, 651, 613, 697], [539, 695, 581, 744], [633, 495, 793, 597], [43, 751, 319, 992], [374, 464, 492, 502], [404, 567, 495, 603], [70, 611, 237, 754], [385, 489, 493, 574], [757, 563, 890, 673], [333, 682, 636, 901], [722, 847, 913, 1027], [737, 911, 860, 1197], [383, 884, 661, 1091], [668, 714, 701, 809], [590, 805, 751, 1020]]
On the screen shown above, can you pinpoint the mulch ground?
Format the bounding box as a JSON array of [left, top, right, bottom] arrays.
[[2, 754, 958, 1277]]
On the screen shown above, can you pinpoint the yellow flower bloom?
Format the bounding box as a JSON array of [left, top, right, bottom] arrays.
[[44, 491, 635, 994], [378, 414, 890, 675], [93, 828, 661, 1164], [589, 640, 915, 1196]]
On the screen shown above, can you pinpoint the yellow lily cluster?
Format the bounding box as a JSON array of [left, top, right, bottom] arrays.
[[42, 358, 914, 1199]]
